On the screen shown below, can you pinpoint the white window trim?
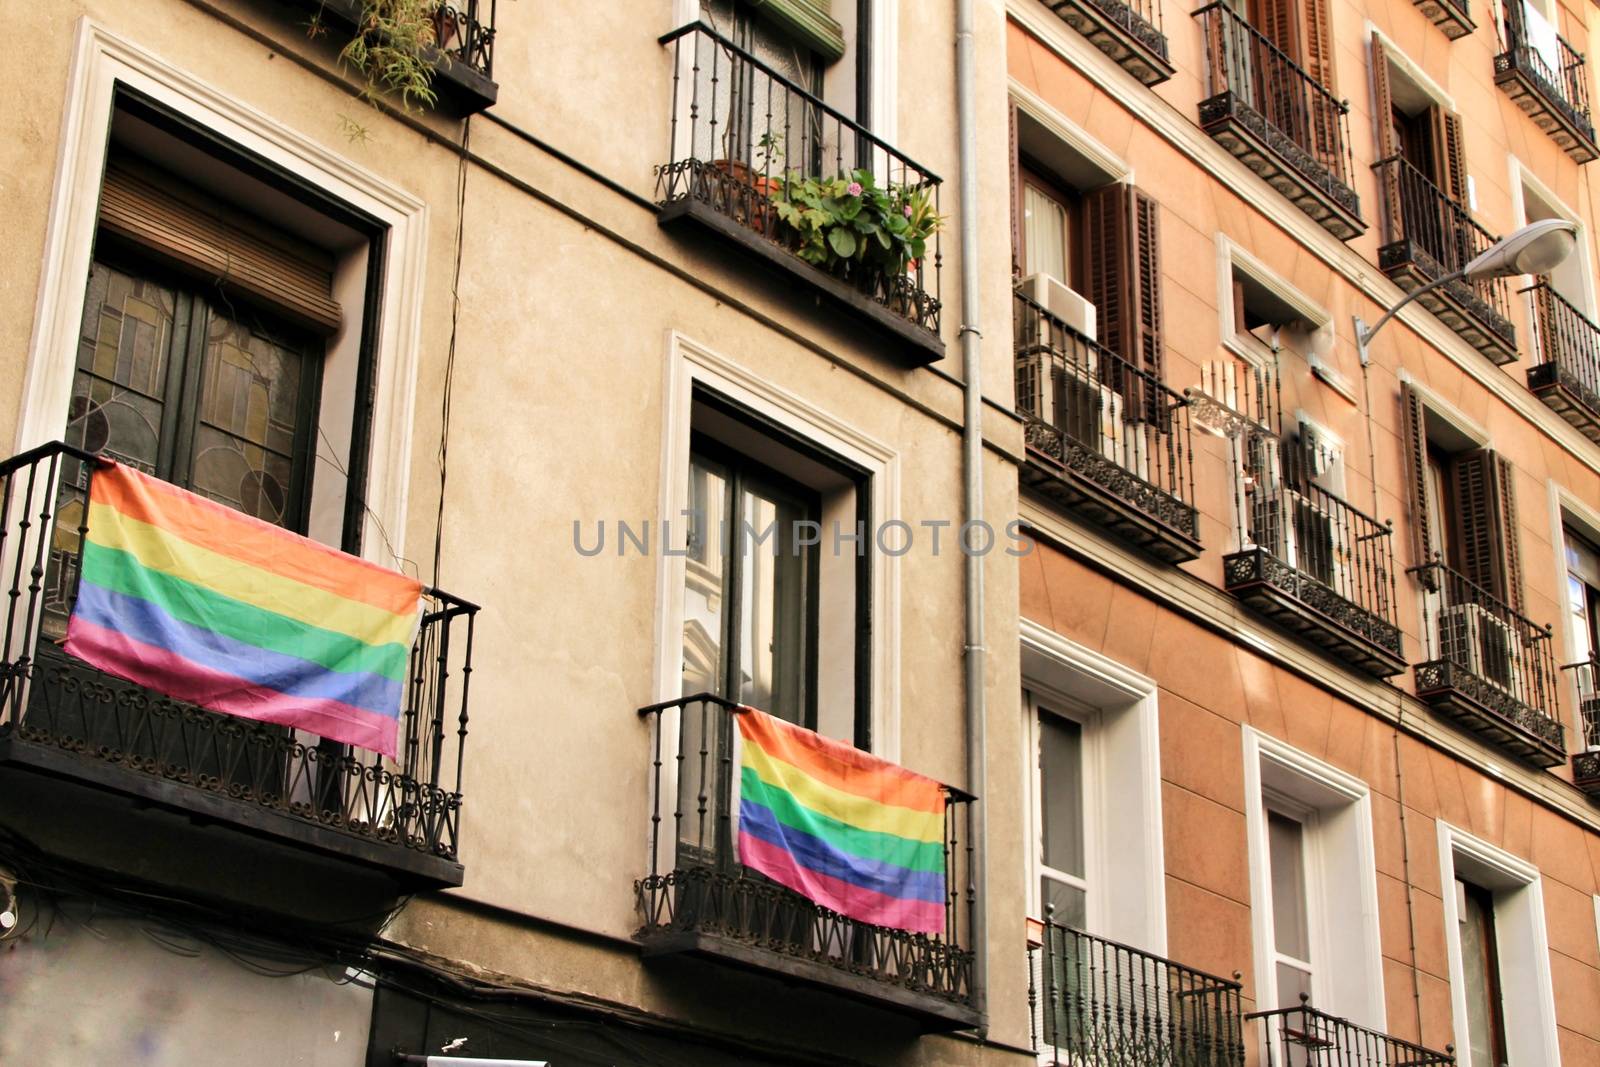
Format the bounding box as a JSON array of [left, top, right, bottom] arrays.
[[1020, 618, 1166, 954], [1009, 78, 1133, 185], [19, 18, 428, 564], [1261, 795, 1322, 1003], [1242, 727, 1387, 1029], [1217, 235, 1333, 368], [656, 330, 902, 758], [1394, 370, 1493, 448], [1549, 480, 1600, 670], [1436, 821, 1561, 1067], [1511, 157, 1598, 318], [1364, 25, 1457, 112]]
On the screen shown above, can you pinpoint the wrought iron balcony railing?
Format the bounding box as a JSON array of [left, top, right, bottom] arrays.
[[1250, 999, 1455, 1067], [634, 694, 979, 1030], [1193, 2, 1363, 239], [1014, 289, 1200, 562], [1225, 432, 1404, 677], [1043, 0, 1175, 86], [1525, 280, 1600, 442], [1412, 559, 1564, 766], [1495, 2, 1597, 162], [1373, 155, 1516, 364], [0, 442, 477, 887], [656, 23, 944, 365], [1028, 915, 1246, 1067], [1561, 659, 1600, 794]]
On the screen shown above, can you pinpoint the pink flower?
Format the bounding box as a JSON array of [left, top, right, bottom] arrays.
[[903, 204, 913, 218], [847, 181, 863, 196]]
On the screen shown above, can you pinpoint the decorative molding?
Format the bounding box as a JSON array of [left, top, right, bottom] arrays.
[[656, 329, 903, 760], [1005, 0, 1600, 482], [1436, 822, 1561, 1067], [1020, 618, 1167, 956], [1365, 23, 1457, 113], [1242, 727, 1387, 1032], [20, 17, 429, 565], [1008, 77, 1132, 183]]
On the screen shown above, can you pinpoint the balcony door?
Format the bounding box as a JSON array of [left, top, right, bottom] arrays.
[[697, 0, 823, 180]]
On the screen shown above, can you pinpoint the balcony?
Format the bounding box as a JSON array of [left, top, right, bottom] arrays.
[[1412, 560, 1564, 767], [635, 695, 980, 1030], [0, 443, 477, 904], [1495, 3, 1598, 163], [1250, 999, 1455, 1067], [1374, 156, 1517, 365], [1041, 0, 1175, 86], [1193, 3, 1364, 241], [283, 0, 499, 115], [1224, 438, 1405, 678], [1014, 290, 1201, 563], [1561, 660, 1600, 796], [1413, 0, 1475, 41], [1525, 281, 1600, 442], [1027, 915, 1246, 1066], [656, 24, 944, 367]]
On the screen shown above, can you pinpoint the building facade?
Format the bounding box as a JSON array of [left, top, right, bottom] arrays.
[[0, 0, 1597, 1065]]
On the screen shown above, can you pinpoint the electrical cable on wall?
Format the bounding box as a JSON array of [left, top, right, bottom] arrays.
[[433, 114, 473, 588]]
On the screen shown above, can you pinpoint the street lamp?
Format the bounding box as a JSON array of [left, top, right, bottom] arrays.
[[1354, 217, 1579, 362]]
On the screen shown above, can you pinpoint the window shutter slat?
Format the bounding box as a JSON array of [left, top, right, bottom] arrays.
[[1079, 184, 1133, 361], [1429, 109, 1469, 204], [1131, 187, 1164, 385], [1372, 39, 1405, 244], [1496, 453, 1526, 613], [1302, 0, 1335, 86], [1009, 103, 1022, 281], [1400, 384, 1436, 586], [96, 161, 341, 334]]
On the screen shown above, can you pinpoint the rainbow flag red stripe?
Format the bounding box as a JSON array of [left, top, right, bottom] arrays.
[[735, 708, 947, 934], [64, 461, 423, 757]]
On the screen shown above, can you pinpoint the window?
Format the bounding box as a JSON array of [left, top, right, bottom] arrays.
[[1565, 528, 1600, 661], [680, 388, 869, 745], [682, 440, 819, 726], [1022, 622, 1167, 952], [1399, 384, 1525, 609], [1438, 823, 1560, 1067], [1267, 808, 1315, 1006], [1244, 729, 1386, 1030], [1520, 172, 1593, 315], [1456, 878, 1509, 1067], [1036, 703, 1090, 929], [1010, 108, 1163, 384], [1372, 38, 1466, 200]]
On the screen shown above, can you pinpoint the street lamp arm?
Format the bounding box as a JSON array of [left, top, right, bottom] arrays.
[[1356, 268, 1466, 353]]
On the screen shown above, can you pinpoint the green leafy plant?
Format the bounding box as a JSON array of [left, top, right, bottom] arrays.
[[769, 169, 944, 278], [336, 0, 441, 113]]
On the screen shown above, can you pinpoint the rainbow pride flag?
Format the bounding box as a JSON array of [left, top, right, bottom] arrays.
[[64, 460, 423, 758], [735, 708, 948, 934]]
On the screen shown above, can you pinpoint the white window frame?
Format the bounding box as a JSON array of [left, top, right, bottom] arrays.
[[656, 331, 901, 756], [1512, 158, 1597, 318], [19, 19, 428, 564], [1026, 690, 1099, 927], [1021, 619, 1166, 953], [1217, 236, 1333, 369], [1437, 821, 1561, 1067], [1243, 728, 1386, 1032], [1261, 794, 1321, 1005]]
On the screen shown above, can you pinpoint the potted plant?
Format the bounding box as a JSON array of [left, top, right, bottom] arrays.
[[709, 132, 785, 234], [768, 168, 944, 285]]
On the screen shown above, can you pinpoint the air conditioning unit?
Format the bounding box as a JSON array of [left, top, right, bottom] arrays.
[[1438, 603, 1522, 694], [1251, 488, 1350, 591], [1021, 273, 1097, 340]]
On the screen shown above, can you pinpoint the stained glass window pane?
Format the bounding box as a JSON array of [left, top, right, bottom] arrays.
[[188, 311, 308, 527]]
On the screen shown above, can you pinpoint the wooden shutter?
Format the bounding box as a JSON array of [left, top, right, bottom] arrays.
[[1009, 103, 1022, 281], [1371, 39, 1403, 243], [1400, 383, 1436, 586], [1079, 184, 1164, 382], [1253, 0, 1302, 61], [96, 159, 341, 334], [1448, 449, 1524, 609], [1301, 0, 1336, 87], [1428, 109, 1468, 203]]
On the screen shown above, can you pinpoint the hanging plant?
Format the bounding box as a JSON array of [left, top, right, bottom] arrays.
[[769, 169, 945, 278], [333, 0, 442, 113]]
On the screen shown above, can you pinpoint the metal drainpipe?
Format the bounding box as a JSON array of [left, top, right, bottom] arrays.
[[955, 0, 988, 1026]]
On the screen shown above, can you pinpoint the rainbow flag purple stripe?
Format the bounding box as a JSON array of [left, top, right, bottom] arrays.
[[735, 708, 947, 934], [64, 461, 423, 757]]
